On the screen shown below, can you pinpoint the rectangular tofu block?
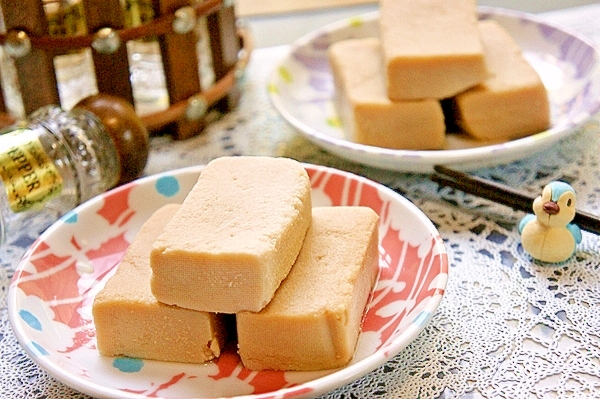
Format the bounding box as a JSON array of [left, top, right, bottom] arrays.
[[449, 20, 551, 140], [150, 156, 312, 313], [379, 0, 487, 100], [92, 204, 227, 364], [237, 206, 380, 371], [328, 38, 446, 150]]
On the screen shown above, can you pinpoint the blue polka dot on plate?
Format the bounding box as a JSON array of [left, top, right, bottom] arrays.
[[63, 211, 78, 224], [113, 357, 144, 373], [20, 310, 42, 331], [31, 341, 49, 356], [155, 176, 180, 198], [413, 311, 431, 327]]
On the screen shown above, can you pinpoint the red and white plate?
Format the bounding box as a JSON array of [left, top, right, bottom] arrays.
[[9, 163, 448, 398]]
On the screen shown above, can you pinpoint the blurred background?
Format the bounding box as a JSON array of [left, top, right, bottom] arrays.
[[235, 0, 600, 48]]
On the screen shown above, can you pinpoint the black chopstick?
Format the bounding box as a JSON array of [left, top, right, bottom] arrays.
[[431, 165, 600, 235]]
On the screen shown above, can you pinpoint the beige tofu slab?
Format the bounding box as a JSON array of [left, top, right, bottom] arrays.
[[150, 156, 312, 313], [450, 20, 551, 140], [237, 206, 380, 371], [93, 204, 227, 364], [379, 0, 487, 100], [328, 37, 446, 150]]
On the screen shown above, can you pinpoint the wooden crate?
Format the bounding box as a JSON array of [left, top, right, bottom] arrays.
[[0, 0, 251, 139]]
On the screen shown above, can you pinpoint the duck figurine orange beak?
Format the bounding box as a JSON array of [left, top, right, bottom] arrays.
[[518, 181, 582, 263]]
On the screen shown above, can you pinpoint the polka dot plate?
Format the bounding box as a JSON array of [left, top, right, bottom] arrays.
[[8, 163, 448, 398]]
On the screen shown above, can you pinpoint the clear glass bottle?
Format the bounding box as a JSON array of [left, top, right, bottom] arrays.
[[0, 94, 148, 246]]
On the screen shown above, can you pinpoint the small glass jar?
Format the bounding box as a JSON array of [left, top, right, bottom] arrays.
[[0, 94, 148, 246]]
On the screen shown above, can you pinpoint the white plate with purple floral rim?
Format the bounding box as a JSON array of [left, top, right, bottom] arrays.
[[268, 7, 600, 173], [8, 163, 448, 399]]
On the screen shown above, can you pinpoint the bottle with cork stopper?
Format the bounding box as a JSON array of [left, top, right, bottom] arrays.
[[0, 94, 149, 246]]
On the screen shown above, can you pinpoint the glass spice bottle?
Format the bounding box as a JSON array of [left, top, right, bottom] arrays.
[[0, 94, 149, 246]]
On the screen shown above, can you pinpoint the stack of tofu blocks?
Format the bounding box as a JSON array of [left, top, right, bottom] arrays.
[[93, 156, 380, 372], [328, 0, 551, 150]]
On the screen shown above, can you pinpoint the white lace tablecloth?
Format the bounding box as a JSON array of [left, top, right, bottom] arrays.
[[2, 4, 600, 398]]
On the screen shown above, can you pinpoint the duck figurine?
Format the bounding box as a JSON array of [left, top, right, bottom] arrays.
[[518, 181, 582, 263]]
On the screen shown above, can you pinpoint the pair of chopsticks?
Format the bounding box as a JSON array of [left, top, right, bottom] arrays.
[[430, 165, 600, 235]]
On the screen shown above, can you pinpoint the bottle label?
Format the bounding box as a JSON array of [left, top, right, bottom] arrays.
[[0, 129, 64, 213]]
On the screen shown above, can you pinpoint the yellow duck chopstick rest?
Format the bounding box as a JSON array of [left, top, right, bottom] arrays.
[[518, 181, 582, 263]]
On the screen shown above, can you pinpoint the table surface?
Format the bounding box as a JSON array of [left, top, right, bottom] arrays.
[[2, 3, 600, 399]]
